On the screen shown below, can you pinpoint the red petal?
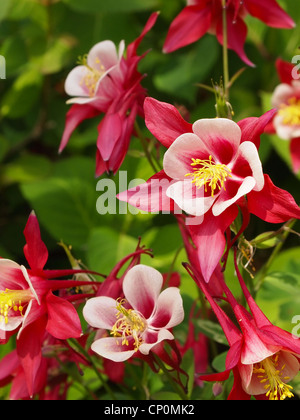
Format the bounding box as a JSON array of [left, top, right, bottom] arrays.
[[276, 58, 295, 84], [238, 109, 277, 149], [144, 98, 193, 148], [189, 206, 239, 283], [290, 137, 300, 174], [126, 12, 159, 59], [46, 292, 82, 339], [163, 5, 212, 53], [216, 13, 254, 67], [17, 315, 47, 398], [59, 104, 99, 153], [97, 112, 122, 162], [117, 170, 177, 213], [247, 174, 300, 223], [200, 369, 231, 382], [23, 212, 48, 273], [245, 0, 295, 29]]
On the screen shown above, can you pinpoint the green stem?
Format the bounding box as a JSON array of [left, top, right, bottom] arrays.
[[222, 0, 230, 100], [153, 354, 189, 401], [68, 338, 117, 400]]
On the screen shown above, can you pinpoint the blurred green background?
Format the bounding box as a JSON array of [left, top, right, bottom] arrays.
[[0, 0, 300, 399]]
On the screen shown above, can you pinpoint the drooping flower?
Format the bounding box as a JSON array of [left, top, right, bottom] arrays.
[[163, 0, 295, 67], [60, 12, 159, 176], [118, 98, 300, 282], [266, 58, 300, 173], [185, 261, 300, 400], [83, 265, 184, 362]]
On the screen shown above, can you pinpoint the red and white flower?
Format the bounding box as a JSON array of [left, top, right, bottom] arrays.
[[118, 98, 300, 282], [83, 265, 184, 362], [0, 260, 39, 337], [163, 117, 264, 218], [0, 212, 101, 396], [266, 59, 300, 173], [65, 41, 125, 106], [163, 0, 295, 66], [186, 261, 300, 400], [60, 12, 159, 176]]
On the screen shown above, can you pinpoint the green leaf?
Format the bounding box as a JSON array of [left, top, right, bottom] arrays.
[[154, 37, 219, 103], [256, 271, 300, 330], [1, 68, 43, 118], [143, 224, 182, 256], [1, 154, 52, 185], [40, 36, 75, 75], [20, 157, 98, 248], [87, 226, 139, 274], [0, 0, 10, 22], [212, 351, 227, 373], [62, 0, 159, 14], [150, 391, 181, 400], [196, 320, 228, 346]]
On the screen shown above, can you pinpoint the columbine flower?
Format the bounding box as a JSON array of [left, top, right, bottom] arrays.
[[60, 12, 159, 176], [0, 260, 39, 340], [0, 211, 101, 397], [163, 0, 295, 66], [83, 265, 184, 362], [118, 98, 300, 282], [266, 59, 300, 173], [186, 262, 300, 400]]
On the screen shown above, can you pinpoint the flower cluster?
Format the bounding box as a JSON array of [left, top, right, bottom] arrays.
[[1, 0, 300, 402]]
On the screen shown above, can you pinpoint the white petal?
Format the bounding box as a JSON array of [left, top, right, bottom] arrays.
[[163, 133, 209, 180], [238, 141, 264, 191], [148, 287, 184, 330], [123, 265, 163, 319], [0, 316, 23, 333], [91, 337, 136, 362], [65, 66, 90, 98], [192, 118, 241, 162], [271, 83, 295, 108], [166, 180, 216, 217], [273, 114, 300, 140], [212, 177, 256, 216], [83, 296, 118, 330], [87, 40, 119, 71], [139, 329, 174, 355]]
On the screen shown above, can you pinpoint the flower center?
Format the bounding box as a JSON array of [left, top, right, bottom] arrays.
[[253, 354, 294, 401], [185, 155, 232, 197], [111, 299, 147, 351], [278, 97, 300, 126], [78, 55, 106, 97], [0, 289, 33, 324]]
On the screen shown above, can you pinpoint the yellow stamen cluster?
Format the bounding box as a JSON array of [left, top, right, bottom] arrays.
[[0, 289, 32, 325], [253, 354, 294, 400], [111, 299, 147, 351], [185, 155, 232, 197], [78, 55, 106, 97], [278, 97, 300, 126]]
